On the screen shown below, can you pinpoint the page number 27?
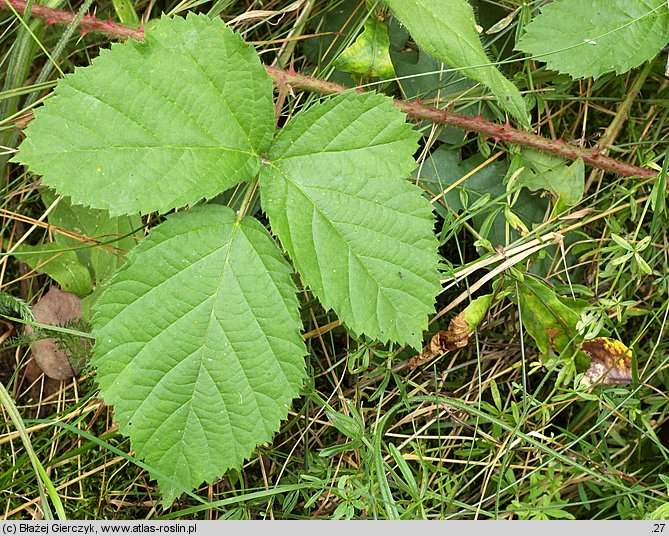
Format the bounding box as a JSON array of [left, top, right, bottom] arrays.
[[653, 525, 665, 533]]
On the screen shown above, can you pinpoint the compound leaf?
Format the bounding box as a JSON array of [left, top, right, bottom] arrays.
[[384, 0, 529, 125], [517, 0, 669, 79], [260, 92, 440, 349], [14, 14, 274, 215], [92, 205, 306, 506]]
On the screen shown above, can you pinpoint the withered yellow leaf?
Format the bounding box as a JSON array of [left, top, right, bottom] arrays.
[[580, 337, 633, 387]]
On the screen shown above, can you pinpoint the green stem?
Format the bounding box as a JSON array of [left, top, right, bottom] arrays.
[[1, 0, 657, 180], [0, 380, 66, 519]]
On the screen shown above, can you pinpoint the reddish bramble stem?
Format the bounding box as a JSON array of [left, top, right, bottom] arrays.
[[2, 0, 656, 180], [4, 0, 143, 39]]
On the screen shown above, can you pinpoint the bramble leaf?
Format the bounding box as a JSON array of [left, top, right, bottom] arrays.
[[14, 15, 274, 215], [41, 190, 141, 285], [14, 244, 94, 297], [384, 0, 529, 125], [260, 92, 440, 349], [92, 205, 306, 506], [512, 150, 584, 215], [580, 337, 633, 387], [334, 17, 396, 79], [517, 277, 586, 367], [516, 0, 669, 79]]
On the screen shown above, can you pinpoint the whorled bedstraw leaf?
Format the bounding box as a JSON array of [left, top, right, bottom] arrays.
[[516, 0, 669, 79], [92, 205, 307, 507], [384, 0, 529, 126], [13, 14, 275, 215], [260, 92, 440, 350]]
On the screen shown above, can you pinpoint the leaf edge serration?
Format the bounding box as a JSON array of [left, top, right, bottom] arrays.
[[12, 13, 274, 216], [92, 205, 307, 507]]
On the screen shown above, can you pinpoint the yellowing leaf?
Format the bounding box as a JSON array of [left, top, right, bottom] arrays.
[[580, 337, 633, 387], [334, 18, 396, 79], [517, 277, 588, 368]]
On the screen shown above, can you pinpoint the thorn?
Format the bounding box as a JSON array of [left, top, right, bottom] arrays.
[[80, 27, 88, 36], [493, 136, 501, 144], [356, 86, 365, 93], [504, 121, 511, 129], [287, 66, 298, 76], [46, 17, 57, 24]]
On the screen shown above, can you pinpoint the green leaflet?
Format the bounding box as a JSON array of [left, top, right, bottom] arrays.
[[13, 245, 94, 297], [512, 150, 584, 216], [384, 0, 529, 126], [93, 205, 306, 507], [517, 0, 669, 79], [334, 17, 396, 79], [41, 190, 141, 285], [13, 14, 274, 215], [517, 277, 585, 365], [260, 92, 440, 350]]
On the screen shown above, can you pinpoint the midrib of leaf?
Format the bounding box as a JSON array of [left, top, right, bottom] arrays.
[[272, 138, 407, 161], [164, 20, 256, 148], [63, 84, 257, 155], [528, 7, 666, 60], [37, 146, 258, 154], [369, 19, 381, 73], [225, 259, 294, 391], [286, 181, 432, 230], [198, 222, 288, 424], [267, 163, 421, 324], [273, 100, 402, 160]]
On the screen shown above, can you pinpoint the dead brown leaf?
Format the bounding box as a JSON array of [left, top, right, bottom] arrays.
[[24, 286, 87, 380], [580, 337, 633, 387], [408, 311, 469, 370]]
